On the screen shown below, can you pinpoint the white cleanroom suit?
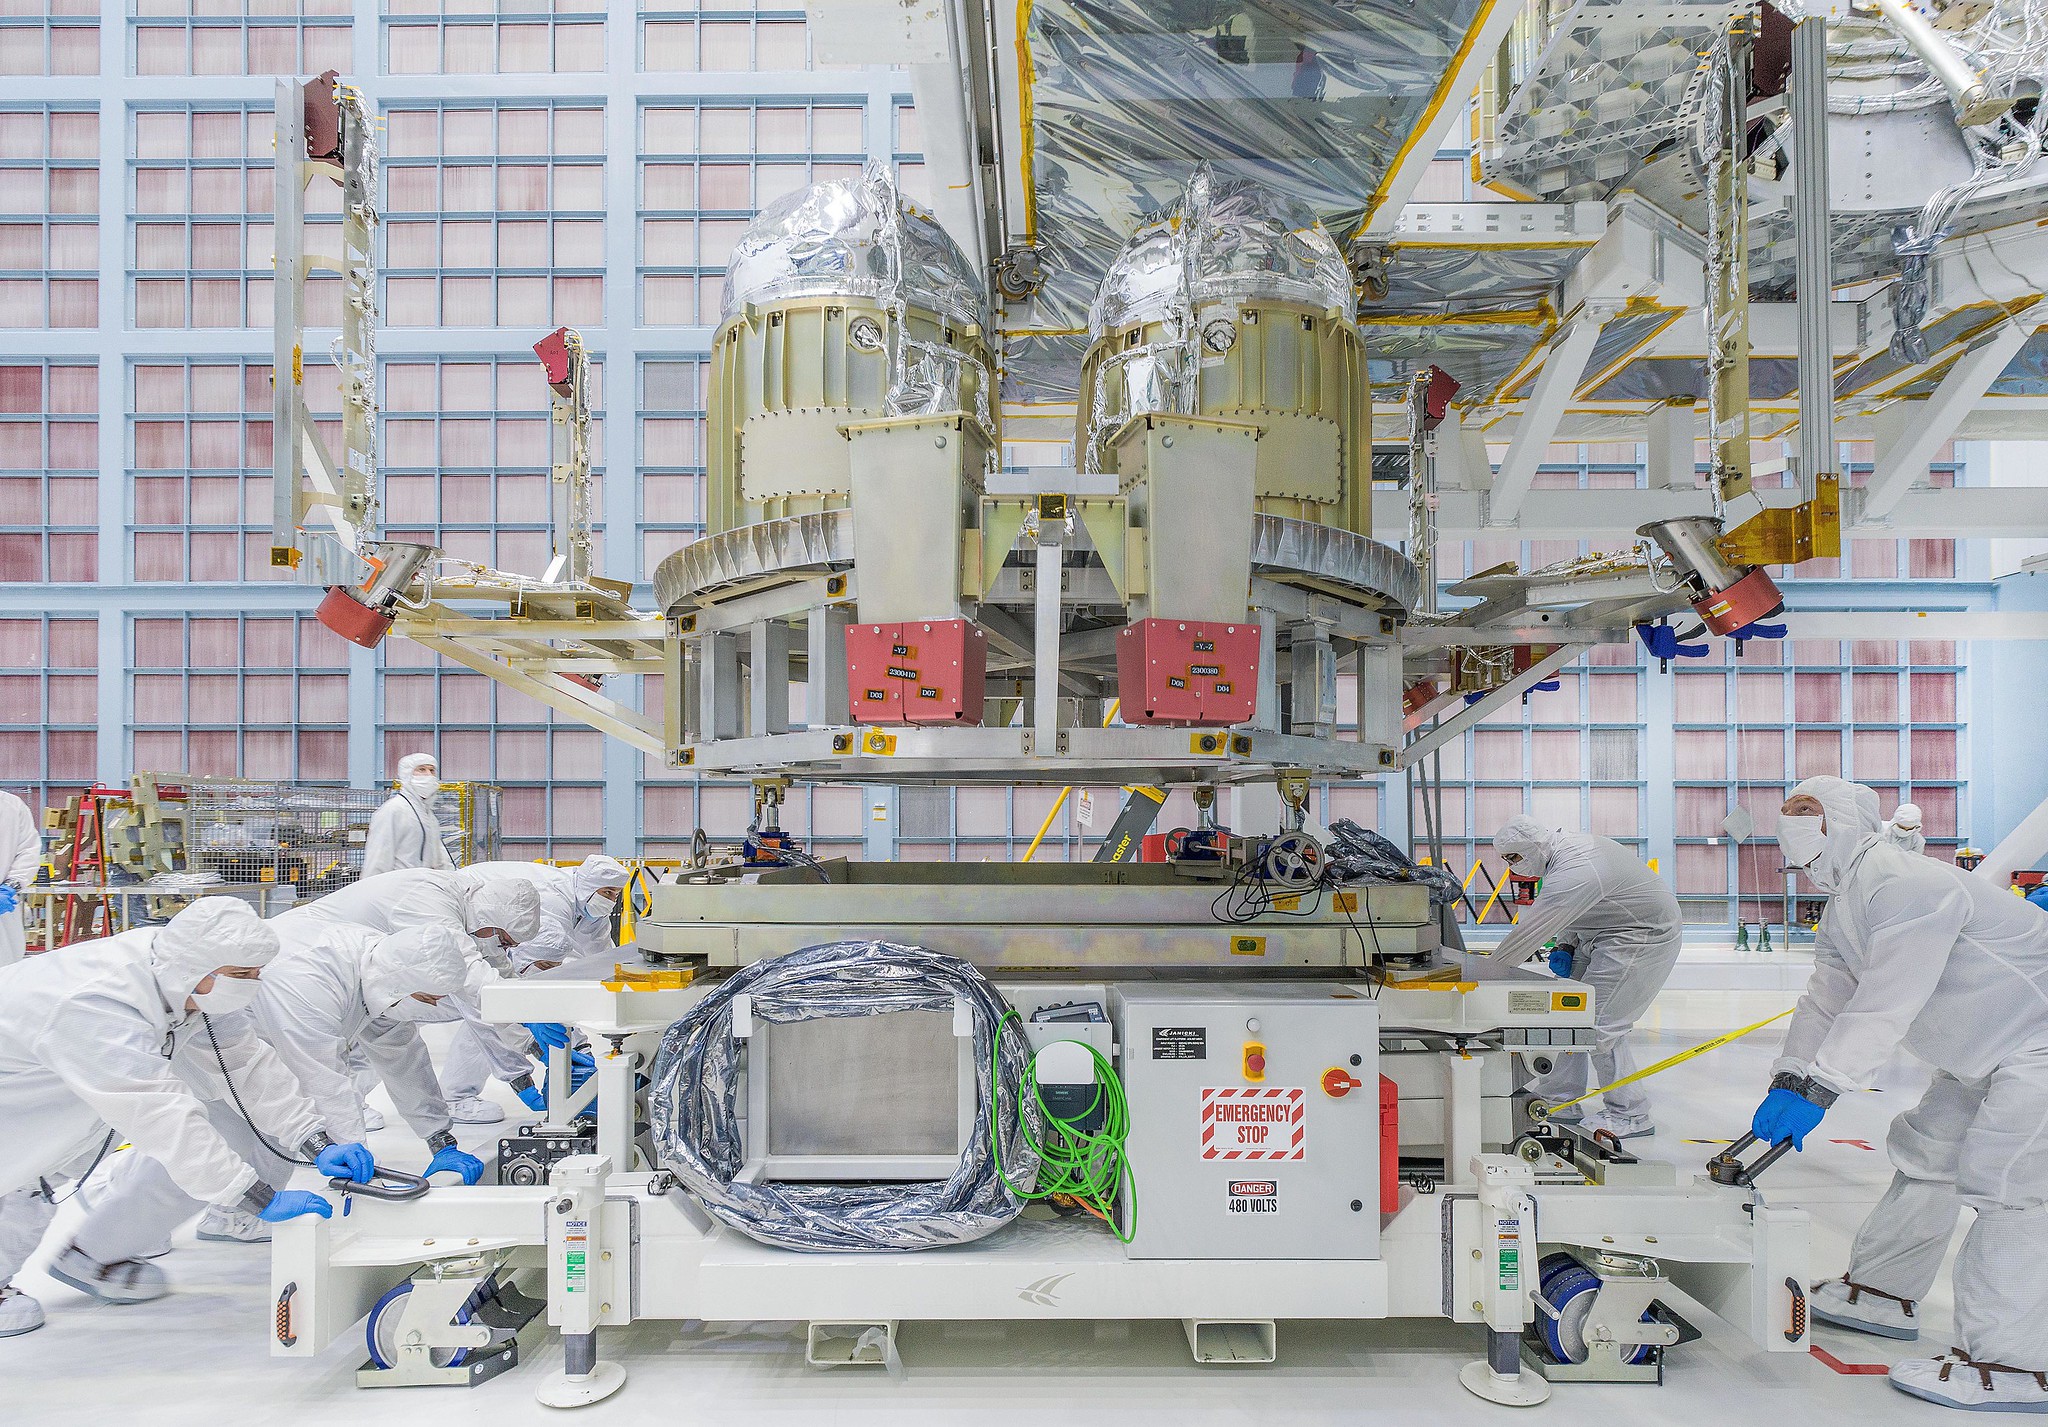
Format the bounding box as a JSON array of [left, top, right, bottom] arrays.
[[1484, 818, 1685, 1137], [251, 920, 472, 1148], [0, 789, 38, 966], [360, 752, 454, 878], [441, 858, 629, 1102], [462, 856, 630, 970], [71, 921, 478, 1253], [292, 870, 544, 1121], [0, 899, 327, 1332], [1769, 775, 2048, 1412], [1885, 801, 1927, 855]]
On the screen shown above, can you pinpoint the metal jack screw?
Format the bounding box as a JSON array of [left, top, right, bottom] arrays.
[[1458, 1156, 1550, 1407], [539, 1329, 625, 1409], [535, 1155, 626, 1408]]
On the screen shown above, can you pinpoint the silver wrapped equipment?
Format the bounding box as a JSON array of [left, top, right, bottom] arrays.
[[720, 164, 986, 333], [1087, 166, 1355, 338], [706, 164, 996, 533], [647, 941, 1041, 1252], [1076, 166, 1372, 535]]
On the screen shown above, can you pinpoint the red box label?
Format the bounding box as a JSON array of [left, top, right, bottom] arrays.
[[1116, 618, 1259, 726], [845, 619, 986, 726]]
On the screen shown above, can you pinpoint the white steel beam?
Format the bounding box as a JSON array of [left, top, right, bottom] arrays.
[[1977, 792, 2048, 889], [1862, 323, 2037, 518], [1485, 316, 1603, 524], [1855, 486, 2048, 537], [1644, 401, 1695, 490], [413, 635, 664, 756], [1399, 644, 1587, 768], [1775, 611, 2048, 640], [1357, 0, 1524, 234], [1435, 407, 1495, 491], [1369, 483, 2048, 540]]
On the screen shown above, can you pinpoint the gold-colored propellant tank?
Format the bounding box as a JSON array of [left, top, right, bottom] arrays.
[[1074, 168, 1369, 534], [706, 165, 995, 535]]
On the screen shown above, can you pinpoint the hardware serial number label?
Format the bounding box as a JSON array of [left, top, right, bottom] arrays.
[[1152, 1026, 1207, 1060]]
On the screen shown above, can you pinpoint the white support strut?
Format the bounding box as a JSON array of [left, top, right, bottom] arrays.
[[1400, 643, 1588, 768], [1486, 316, 1605, 525], [1862, 322, 2037, 519]]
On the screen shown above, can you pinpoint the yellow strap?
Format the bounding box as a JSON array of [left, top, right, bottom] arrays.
[[1543, 1007, 1795, 1118]]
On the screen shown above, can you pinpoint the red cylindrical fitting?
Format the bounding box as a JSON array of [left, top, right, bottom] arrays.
[[317, 586, 394, 648], [1692, 567, 1785, 637]]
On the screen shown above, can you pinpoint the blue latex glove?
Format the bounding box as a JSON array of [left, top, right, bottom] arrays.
[[1751, 1087, 1827, 1150], [1636, 622, 1709, 662], [515, 1082, 547, 1112], [1730, 620, 1788, 642], [525, 1022, 571, 1051], [315, 1141, 375, 1183], [426, 1145, 485, 1185], [259, 1189, 333, 1223], [1547, 946, 1576, 978], [0, 885, 17, 915]]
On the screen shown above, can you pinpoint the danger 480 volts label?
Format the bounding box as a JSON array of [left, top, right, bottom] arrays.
[[1201, 1086, 1306, 1160]]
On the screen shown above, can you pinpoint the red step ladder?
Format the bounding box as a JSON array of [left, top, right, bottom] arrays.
[[55, 785, 125, 947]]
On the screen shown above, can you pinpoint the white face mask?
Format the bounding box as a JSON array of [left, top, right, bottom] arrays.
[[405, 773, 439, 799], [583, 893, 616, 922], [1507, 848, 1549, 880], [1776, 814, 1828, 872], [193, 974, 260, 1014]]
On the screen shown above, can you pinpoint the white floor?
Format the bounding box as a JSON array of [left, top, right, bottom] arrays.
[[1, 988, 1973, 1425]]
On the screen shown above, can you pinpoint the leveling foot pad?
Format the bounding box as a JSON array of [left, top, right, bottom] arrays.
[[1459, 1360, 1552, 1406], [537, 1359, 626, 1409]]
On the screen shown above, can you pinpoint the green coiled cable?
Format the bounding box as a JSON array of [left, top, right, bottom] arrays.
[[990, 1009, 1137, 1244]]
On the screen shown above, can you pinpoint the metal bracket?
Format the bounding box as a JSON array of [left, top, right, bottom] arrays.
[[1716, 474, 1840, 566]]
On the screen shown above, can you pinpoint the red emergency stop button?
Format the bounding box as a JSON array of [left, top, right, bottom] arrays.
[[1322, 1067, 1362, 1097], [1243, 1043, 1266, 1081]]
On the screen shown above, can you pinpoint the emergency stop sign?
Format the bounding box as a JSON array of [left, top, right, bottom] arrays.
[[1200, 1086, 1306, 1160]]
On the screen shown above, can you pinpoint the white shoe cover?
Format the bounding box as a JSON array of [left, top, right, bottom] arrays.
[[196, 1207, 271, 1243], [47, 1245, 169, 1304], [448, 1096, 506, 1125], [361, 1106, 387, 1132], [0, 1287, 43, 1337], [1813, 1278, 1920, 1340], [1892, 1353, 2048, 1412]]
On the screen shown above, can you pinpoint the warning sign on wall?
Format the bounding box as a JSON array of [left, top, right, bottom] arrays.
[[1200, 1086, 1306, 1160]]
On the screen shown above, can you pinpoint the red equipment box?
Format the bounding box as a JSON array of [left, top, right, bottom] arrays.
[[1115, 618, 1259, 726], [845, 618, 987, 726], [1380, 1075, 1400, 1213]]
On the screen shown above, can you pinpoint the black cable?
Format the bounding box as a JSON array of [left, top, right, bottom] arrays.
[[201, 1012, 317, 1168], [1207, 854, 1326, 925], [1326, 868, 1386, 999]]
